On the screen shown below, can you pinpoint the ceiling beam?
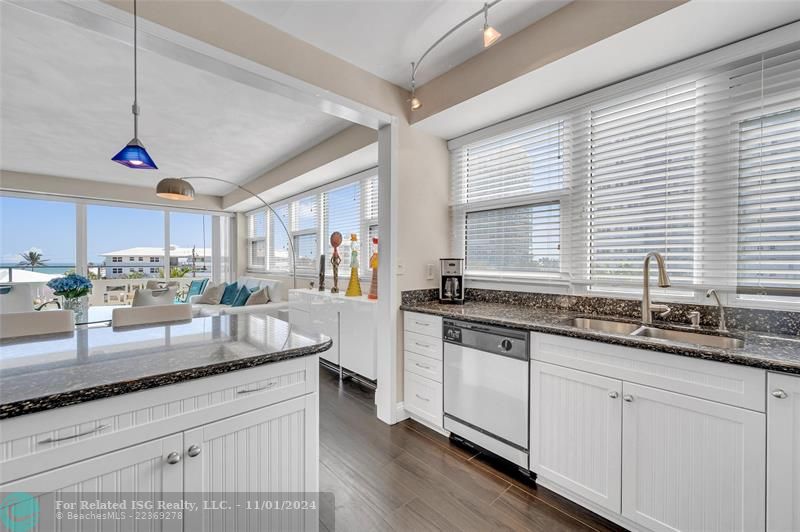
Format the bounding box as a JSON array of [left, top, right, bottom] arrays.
[[410, 0, 687, 124], [222, 125, 377, 211]]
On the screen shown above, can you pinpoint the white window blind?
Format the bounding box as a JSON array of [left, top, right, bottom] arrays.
[[449, 35, 800, 300], [465, 203, 560, 275], [733, 47, 800, 296], [583, 82, 697, 287], [245, 171, 378, 275], [323, 181, 361, 270], [451, 120, 566, 277]]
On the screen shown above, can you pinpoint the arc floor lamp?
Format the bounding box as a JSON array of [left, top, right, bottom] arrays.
[[156, 177, 297, 289]]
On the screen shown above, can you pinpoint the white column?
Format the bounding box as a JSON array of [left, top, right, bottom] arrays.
[[75, 203, 87, 276], [376, 119, 399, 425], [163, 211, 170, 280]]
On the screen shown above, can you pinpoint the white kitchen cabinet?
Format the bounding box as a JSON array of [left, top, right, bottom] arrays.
[[767, 372, 800, 532], [530, 361, 622, 513], [0, 433, 184, 532], [183, 395, 319, 532], [402, 311, 444, 432], [621, 382, 766, 532]]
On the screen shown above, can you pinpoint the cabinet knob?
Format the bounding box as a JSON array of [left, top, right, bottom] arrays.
[[166, 451, 181, 465], [187, 444, 201, 458], [608, 391, 619, 399], [622, 394, 634, 403], [772, 389, 788, 399]]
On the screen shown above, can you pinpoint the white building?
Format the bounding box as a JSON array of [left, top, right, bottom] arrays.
[[99, 245, 211, 278]]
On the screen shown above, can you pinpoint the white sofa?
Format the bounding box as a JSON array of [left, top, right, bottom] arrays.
[[189, 277, 287, 318]]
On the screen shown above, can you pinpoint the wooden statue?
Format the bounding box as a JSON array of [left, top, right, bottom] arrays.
[[330, 232, 342, 293], [368, 237, 378, 300], [318, 253, 326, 291]]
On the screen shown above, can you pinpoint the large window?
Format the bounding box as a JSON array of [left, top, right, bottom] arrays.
[[88, 204, 164, 279], [0, 196, 76, 281], [450, 39, 800, 303], [246, 171, 378, 275], [451, 120, 565, 277]]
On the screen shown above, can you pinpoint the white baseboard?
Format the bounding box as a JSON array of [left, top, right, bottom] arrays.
[[394, 401, 409, 423]]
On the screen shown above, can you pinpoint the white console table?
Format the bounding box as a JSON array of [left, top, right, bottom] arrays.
[[288, 289, 377, 381]]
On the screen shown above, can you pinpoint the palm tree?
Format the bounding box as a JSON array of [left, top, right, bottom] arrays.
[[18, 249, 49, 271]]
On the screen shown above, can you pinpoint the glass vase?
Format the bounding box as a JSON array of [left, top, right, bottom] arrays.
[[63, 296, 89, 324]]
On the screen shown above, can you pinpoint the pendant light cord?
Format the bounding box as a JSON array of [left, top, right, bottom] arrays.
[[132, 0, 139, 139]]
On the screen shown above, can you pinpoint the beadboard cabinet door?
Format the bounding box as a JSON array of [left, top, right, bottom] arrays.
[[621, 382, 766, 532], [767, 372, 800, 532], [530, 361, 622, 513], [0, 433, 184, 532], [183, 395, 319, 532]]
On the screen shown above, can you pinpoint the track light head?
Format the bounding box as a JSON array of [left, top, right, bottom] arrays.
[[483, 24, 501, 48]]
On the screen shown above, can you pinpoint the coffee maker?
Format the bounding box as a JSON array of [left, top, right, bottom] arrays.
[[439, 258, 464, 304]]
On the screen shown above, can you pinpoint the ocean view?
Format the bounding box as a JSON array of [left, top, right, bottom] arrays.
[[0, 264, 76, 275]]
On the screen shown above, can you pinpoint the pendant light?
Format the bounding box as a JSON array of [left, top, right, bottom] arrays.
[[112, 0, 157, 169]]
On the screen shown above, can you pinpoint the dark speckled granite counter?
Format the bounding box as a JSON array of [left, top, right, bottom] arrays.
[[400, 301, 800, 376], [0, 314, 332, 419]]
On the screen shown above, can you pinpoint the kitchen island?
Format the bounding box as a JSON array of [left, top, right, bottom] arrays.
[[0, 313, 331, 531]]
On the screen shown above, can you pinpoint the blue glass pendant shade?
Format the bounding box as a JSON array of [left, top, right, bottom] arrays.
[[111, 138, 157, 169]]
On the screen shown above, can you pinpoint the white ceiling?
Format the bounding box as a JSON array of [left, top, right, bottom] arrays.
[[415, 0, 800, 140], [0, 2, 351, 196], [224, 0, 570, 88]]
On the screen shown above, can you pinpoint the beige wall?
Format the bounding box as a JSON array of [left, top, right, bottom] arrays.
[[0, 170, 224, 211], [410, 0, 687, 123], [223, 125, 376, 209]]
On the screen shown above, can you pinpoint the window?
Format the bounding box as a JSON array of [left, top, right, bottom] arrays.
[[448, 38, 800, 303], [138, 257, 143, 262], [111, 267, 122, 274], [465, 203, 560, 275], [150, 267, 159, 274], [451, 120, 565, 277], [170, 211, 212, 280], [323, 182, 361, 270], [0, 196, 75, 280], [150, 256, 158, 263], [88, 204, 163, 280], [586, 82, 697, 288], [737, 109, 800, 297], [246, 171, 378, 275]]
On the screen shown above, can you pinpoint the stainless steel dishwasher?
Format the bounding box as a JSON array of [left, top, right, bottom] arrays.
[[443, 319, 529, 470]]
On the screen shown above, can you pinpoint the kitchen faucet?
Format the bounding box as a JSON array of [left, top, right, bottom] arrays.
[[705, 289, 727, 332], [642, 251, 671, 324]]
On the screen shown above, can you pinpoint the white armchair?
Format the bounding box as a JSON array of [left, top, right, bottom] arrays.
[[131, 287, 177, 307], [0, 310, 74, 339]]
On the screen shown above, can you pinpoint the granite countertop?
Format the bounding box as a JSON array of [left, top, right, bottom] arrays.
[[0, 314, 332, 419], [401, 301, 800, 375]]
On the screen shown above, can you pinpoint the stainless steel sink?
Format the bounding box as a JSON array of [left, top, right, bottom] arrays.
[[630, 326, 745, 349], [565, 318, 641, 335]]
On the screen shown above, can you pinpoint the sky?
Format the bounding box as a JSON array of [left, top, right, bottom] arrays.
[[0, 196, 211, 265]]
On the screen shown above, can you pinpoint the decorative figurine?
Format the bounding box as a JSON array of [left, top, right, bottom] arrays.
[[368, 237, 378, 300], [330, 232, 342, 294], [318, 254, 326, 292], [345, 233, 362, 297]]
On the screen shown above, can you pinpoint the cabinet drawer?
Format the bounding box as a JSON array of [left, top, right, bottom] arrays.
[[404, 331, 442, 360], [404, 372, 442, 427], [405, 351, 442, 382], [405, 311, 442, 337], [531, 332, 766, 411], [0, 356, 318, 484]]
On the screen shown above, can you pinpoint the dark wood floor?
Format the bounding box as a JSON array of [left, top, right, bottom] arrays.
[[318, 368, 626, 532]]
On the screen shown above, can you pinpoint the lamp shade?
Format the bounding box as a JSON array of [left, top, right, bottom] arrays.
[[156, 178, 195, 201], [112, 138, 158, 169]]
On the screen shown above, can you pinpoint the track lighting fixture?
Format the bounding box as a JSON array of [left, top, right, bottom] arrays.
[[409, 0, 503, 111]]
